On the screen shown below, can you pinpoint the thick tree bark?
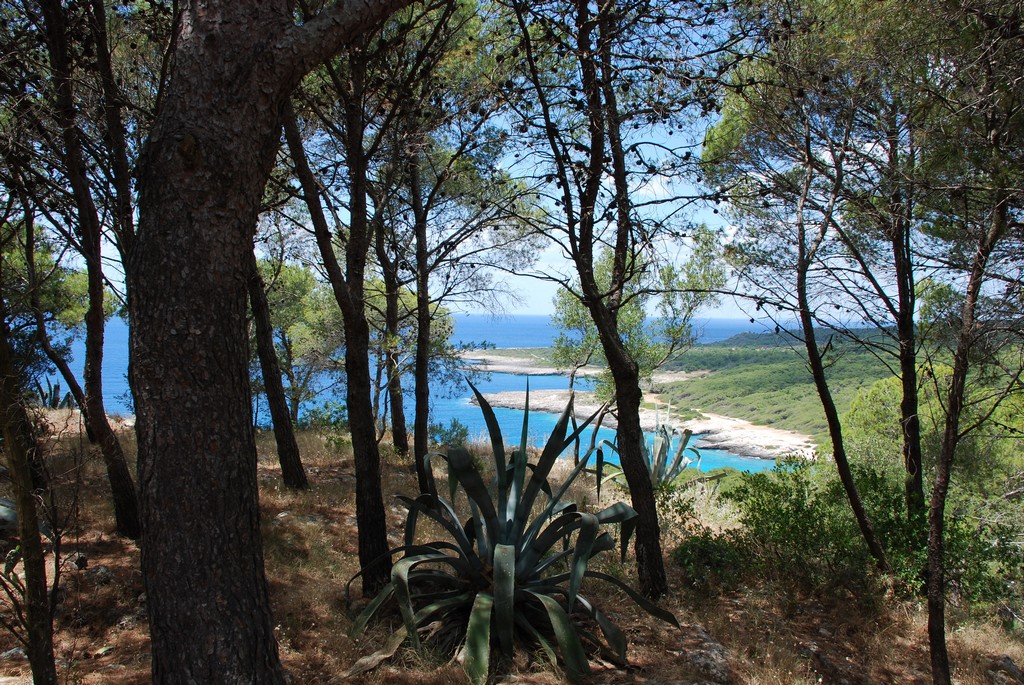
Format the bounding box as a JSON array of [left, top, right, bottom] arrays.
[[248, 250, 308, 490], [0, 318, 58, 685], [129, 36, 289, 685], [127, 3, 414, 680]]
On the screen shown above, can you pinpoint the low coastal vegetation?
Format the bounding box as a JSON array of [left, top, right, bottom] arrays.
[[449, 332, 1024, 682], [660, 331, 891, 438], [480, 330, 893, 438]]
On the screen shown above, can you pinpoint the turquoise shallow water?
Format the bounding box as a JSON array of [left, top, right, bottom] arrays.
[[430, 373, 777, 473], [53, 314, 777, 473]]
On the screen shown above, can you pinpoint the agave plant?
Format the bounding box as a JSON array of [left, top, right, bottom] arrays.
[[34, 379, 72, 410], [347, 382, 678, 683], [599, 423, 702, 494]]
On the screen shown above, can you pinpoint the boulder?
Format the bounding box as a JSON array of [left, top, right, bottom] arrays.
[[989, 655, 1024, 685]]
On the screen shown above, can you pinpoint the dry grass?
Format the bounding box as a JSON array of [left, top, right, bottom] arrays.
[[0, 422, 1019, 684]]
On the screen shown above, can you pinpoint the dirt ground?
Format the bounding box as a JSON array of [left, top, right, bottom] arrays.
[[0, 423, 1020, 684]]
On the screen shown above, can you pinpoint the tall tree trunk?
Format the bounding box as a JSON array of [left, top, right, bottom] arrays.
[[893, 230, 925, 544], [38, 0, 140, 540], [371, 348, 385, 439], [926, 200, 1005, 685], [248, 250, 308, 490], [377, 252, 409, 457], [124, 2, 411, 680], [590, 3, 667, 598], [384, 303, 409, 456], [282, 102, 391, 593], [797, 299, 890, 570], [130, 93, 288, 685], [128, 6, 292, 681], [0, 317, 58, 685], [885, 119, 926, 544], [335, 76, 393, 590], [600, 329, 667, 598], [794, 181, 889, 571], [81, 236, 141, 539], [279, 335, 302, 426], [410, 154, 433, 492]]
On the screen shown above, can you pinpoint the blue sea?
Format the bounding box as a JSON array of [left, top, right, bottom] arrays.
[[51, 314, 777, 473], [450, 313, 767, 348]]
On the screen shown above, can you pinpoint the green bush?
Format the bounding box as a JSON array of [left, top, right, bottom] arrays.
[[298, 401, 349, 451], [298, 400, 348, 432], [942, 491, 1024, 610], [348, 384, 677, 684], [671, 527, 749, 594], [723, 457, 1024, 611], [725, 458, 872, 588], [428, 417, 469, 448]]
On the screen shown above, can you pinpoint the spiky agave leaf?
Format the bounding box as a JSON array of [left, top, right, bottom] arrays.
[[463, 593, 493, 685], [599, 423, 702, 492], [527, 590, 590, 681], [664, 428, 701, 482], [348, 385, 677, 684], [493, 543, 517, 656]]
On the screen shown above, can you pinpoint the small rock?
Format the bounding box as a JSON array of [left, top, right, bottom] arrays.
[[67, 552, 87, 570], [678, 624, 735, 684], [0, 647, 26, 660], [85, 565, 114, 585]]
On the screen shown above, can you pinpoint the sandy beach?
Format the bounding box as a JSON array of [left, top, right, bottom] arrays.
[[460, 351, 707, 385], [460, 350, 601, 377], [463, 352, 816, 460]]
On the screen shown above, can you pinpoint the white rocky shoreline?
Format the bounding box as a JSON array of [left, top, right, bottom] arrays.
[[463, 351, 816, 461]]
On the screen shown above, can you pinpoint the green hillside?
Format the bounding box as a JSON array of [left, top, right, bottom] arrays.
[[660, 330, 893, 439]]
